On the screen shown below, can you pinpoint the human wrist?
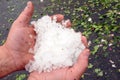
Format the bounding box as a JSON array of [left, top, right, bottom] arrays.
[[0, 45, 18, 70], [2, 44, 25, 70], [0, 45, 18, 77]]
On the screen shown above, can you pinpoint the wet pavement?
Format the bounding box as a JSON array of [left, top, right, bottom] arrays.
[[0, 0, 50, 45]]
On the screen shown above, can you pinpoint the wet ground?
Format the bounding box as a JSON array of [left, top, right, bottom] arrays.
[[0, 0, 120, 80]]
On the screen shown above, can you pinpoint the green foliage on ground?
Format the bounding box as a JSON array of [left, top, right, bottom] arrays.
[[39, 0, 120, 78]]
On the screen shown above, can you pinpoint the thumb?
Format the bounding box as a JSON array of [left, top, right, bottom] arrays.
[[15, 1, 34, 24], [71, 49, 90, 77]]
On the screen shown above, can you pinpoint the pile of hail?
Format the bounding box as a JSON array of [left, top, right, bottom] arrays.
[[25, 15, 85, 73]]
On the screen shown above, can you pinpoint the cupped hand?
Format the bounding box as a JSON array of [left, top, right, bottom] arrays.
[[3, 1, 35, 70], [28, 15, 90, 80]]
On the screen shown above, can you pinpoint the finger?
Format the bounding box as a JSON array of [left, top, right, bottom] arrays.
[[62, 19, 72, 28], [81, 36, 88, 48], [28, 72, 39, 80], [51, 14, 64, 22], [15, 1, 34, 24], [71, 49, 90, 76]]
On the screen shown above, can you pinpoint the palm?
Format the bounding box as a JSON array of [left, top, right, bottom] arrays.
[[28, 49, 89, 80], [29, 68, 80, 80], [5, 24, 35, 55]]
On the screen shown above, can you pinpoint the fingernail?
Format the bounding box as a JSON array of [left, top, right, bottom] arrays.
[[27, 1, 31, 6], [25, 1, 31, 9], [25, 1, 30, 10]]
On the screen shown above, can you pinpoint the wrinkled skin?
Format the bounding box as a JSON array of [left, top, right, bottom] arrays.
[[2, 1, 90, 80], [3, 2, 35, 70]]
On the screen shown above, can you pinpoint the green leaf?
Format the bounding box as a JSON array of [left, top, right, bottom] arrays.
[[1, 40, 5, 45], [51, 0, 55, 2], [92, 45, 99, 55], [98, 71, 103, 76], [16, 74, 26, 80], [8, 18, 14, 23], [88, 63, 93, 68], [94, 68, 103, 76], [95, 68, 100, 73]]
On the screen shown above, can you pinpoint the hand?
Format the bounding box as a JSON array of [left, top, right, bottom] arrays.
[[3, 1, 35, 70], [28, 15, 90, 80]]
